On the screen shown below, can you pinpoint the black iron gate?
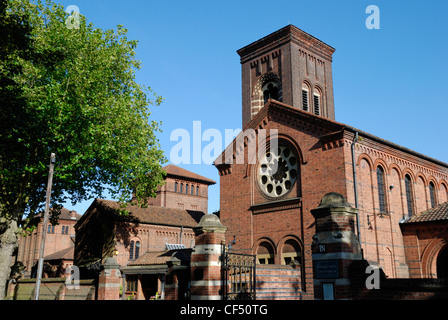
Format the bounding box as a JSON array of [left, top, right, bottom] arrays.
[[221, 245, 256, 300]]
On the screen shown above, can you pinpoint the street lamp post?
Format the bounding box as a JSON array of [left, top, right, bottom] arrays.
[[34, 153, 56, 300]]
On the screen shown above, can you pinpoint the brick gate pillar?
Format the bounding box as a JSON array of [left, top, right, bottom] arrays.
[[97, 257, 121, 300], [190, 214, 227, 300], [311, 192, 363, 300]]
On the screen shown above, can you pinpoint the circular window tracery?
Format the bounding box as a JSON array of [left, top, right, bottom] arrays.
[[258, 145, 298, 198]]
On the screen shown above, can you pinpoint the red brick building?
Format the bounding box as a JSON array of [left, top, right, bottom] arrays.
[[74, 164, 215, 299], [16, 208, 81, 278], [142, 164, 215, 213], [215, 24, 448, 299]]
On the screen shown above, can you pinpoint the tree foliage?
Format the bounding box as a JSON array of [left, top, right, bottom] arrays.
[[1, 0, 166, 222], [0, 0, 166, 298]]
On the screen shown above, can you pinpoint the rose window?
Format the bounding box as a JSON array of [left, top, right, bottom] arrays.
[[258, 145, 298, 198]]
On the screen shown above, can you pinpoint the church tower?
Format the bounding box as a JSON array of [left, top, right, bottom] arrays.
[[237, 25, 336, 127]]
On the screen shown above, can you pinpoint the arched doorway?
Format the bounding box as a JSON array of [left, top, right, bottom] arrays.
[[437, 245, 448, 279]]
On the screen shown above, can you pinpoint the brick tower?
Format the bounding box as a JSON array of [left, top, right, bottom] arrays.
[[237, 24, 336, 127]]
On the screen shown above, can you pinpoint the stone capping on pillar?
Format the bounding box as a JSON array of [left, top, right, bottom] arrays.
[[103, 257, 120, 270], [193, 213, 228, 235], [190, 214, 227, 300], [310, 192, 363, 300]]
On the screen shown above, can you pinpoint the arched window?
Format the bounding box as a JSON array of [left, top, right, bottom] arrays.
[[186, 184, 189, 194], [313, 90, 321, 115], [191, 185, 194, 195], [257, 241, 275, 265], [429, 182, 436, 208], [302, 83, 309, 111], [175, 182, 178, 193], [129, 241, 135, 260], [263, 81, 280, 104], [405, 174, 414, 217], [135, 241, 140, 259], [377, 166, 386, 213], [129, 240, 140, 260], [180, 183, 183, 193], [196, 186, 199, 196], [281, 239, 301, 265]]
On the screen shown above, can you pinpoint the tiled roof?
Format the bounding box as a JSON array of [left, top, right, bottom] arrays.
[[403, 202, 448, 224], [163, 164, 216, 185], [128, 249, 192, 266], [44, 247, 74, 261], [35, 207, 82, 221], [58, 207, 82, 221], [94, 199, 204, 228]]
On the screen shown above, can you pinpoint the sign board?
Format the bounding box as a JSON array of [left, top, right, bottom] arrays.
[[314, 260, 339, 279], [322, 283, 335, 300]]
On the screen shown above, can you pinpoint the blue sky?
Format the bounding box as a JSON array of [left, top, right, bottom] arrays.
[[57, 0, 448, 215]]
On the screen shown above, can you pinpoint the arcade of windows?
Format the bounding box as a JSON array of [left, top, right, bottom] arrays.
[[301, 82, 322, 116], [47, 224, 69, 234], [174, 182, 200, 196], [256, 239, 302, 266], [375, 165, 440, 218]]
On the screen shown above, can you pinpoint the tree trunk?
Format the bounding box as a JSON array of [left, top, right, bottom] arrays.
[[0, 219, 19, 300]]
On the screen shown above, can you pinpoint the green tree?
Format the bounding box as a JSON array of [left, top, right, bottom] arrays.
[[0, 0, 166, 299]]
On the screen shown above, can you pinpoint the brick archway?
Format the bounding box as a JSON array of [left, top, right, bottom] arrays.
[[421, 231, 448, 278]]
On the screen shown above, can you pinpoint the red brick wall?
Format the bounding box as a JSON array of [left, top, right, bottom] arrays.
[[401, 222, 448, 278], [113, 221, 196, 267], [145, 176, 209, 213], [17, 217, 78, 274], [218, 115, 348, 297], [344, 133, 448, 279], [256, 264, 309, 300]]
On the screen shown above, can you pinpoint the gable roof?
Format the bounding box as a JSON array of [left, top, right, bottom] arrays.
[[214, 99, 448, 169], [163, 164, 216, 185], [402, 202, 448, 224], [82, 198, 204, 228]]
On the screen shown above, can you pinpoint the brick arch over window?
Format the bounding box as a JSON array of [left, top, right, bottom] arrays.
[[313, 85, 323, 116], [389, 164, 402, 180], [356, 153, 374, 169], [428, 179, 438, 208], [415, 175, 428, 214], [254, 238, 277, 265], [373, 159, 389, 175], [251, 73, 282, 119], [301, 80, 311, 112], [129, 237, 141, 261], [440, 181, 448, 203], [278, 235, 303, 266]]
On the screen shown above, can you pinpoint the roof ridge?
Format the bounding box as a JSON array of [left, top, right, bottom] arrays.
[[163, 164, 216, 185]]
